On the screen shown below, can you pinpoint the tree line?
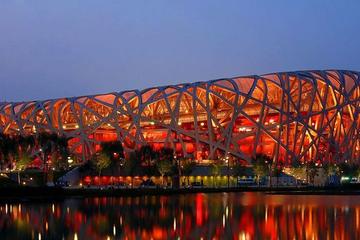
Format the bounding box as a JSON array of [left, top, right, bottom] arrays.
[[1, 131, 359, 187], [0, 132, 70, 172]]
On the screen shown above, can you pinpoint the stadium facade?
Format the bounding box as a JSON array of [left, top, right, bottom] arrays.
[[0, 70, 359, 164]]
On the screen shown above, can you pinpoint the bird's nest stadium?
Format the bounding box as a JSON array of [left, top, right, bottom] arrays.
[[0, 70, 359, 164]]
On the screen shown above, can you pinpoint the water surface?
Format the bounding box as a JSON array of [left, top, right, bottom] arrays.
[[1, 192, 360, 239]]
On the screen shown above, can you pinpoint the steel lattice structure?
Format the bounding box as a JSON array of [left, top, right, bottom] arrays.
[[1, 70, 360, 164]]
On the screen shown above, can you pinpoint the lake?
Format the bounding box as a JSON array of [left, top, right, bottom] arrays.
[[1, 192, 360, 239]]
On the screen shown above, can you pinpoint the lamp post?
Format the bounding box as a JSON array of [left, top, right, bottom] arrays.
[[174, 154, 181, 189], [39, 148, 47, 185], [67, 156, 73, 169], [226, 154, 230, 188], [265, 160, 271, 187], [39, 148, 43, 169], [174, 155, 179, 174], [302, 161, 309, 185]]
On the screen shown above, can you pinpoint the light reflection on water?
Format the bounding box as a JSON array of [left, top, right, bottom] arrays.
[[1, 192, 360, 239]]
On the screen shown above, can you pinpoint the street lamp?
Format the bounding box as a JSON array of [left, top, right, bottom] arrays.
[[67, 156, 73, 168], [265, 160, 271, 187], [225, 154, 230, 188], [174, 154, 181, 189]]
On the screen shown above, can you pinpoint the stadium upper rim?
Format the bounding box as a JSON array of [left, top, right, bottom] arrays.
[[0, 69, 359, 105]]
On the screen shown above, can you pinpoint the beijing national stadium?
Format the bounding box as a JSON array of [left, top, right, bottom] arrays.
[[0, 70, 359, 164]]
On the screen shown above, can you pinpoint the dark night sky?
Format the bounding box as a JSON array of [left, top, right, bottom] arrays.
[[1, 1, 360, 102]]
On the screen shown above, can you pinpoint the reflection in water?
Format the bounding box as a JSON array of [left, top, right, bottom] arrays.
[[1, 193, 360, 239]]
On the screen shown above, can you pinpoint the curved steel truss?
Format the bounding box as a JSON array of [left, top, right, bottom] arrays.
[[1, 70, 360, 164]]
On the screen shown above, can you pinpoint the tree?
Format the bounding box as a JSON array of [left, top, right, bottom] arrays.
[[139, 145, 155, 166], [252, 154, 272, 186], [38, 132, 55, 170], [306, 161, 319, 185], [233, 162, 252, 187], [56, 135, 70, 169], [94, 153, 111, 177], [17, 153, 33, 171], [17, 135, 35, 159], [37, 132, 64, 184], [124, 151, 142, 187], [100, 141, 125, 177], [0, 134, 17, 170], [272, 163, 284, 187], [16, 153, 33, 184], [157, 147, 174, 162], [289, 164, 307, 184], [233, 162, 248, 177], [156, 160, 172, 186], [0, 133, 8, 170], [35, 133, 72, 184], [287, 158, 302, 182], [182, 161, 196, 186], [338, 162, 360, 182], [15, 134, 35, 170], [210, 162, 222, 187], [323, 163, 339, 177], [100, 141, 124, 162]]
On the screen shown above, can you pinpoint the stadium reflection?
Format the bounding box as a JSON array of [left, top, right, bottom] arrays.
[[1, 192, 360, 239]]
